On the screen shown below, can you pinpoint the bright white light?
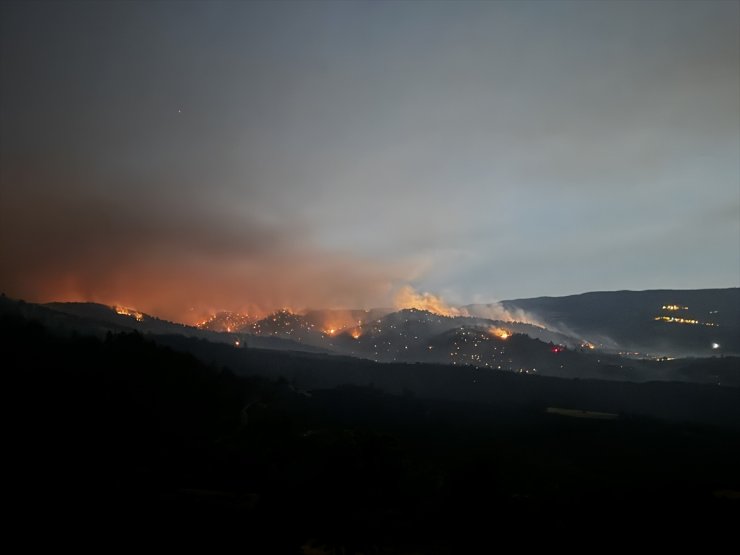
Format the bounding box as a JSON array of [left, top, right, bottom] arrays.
[[712, 343, 720, 349]]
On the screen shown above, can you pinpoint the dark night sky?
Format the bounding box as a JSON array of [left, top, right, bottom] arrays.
[[1, 1, 738, 322]]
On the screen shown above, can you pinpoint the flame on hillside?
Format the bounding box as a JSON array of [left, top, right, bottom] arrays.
[[394, 286, 464, 317], [196, 311, 255, 332], [308, 310, 370, 337], [489, 327, 511, 340], [114, 306, 144, 321], [130, 284, 545, 335], [394, 286, 543, 327]]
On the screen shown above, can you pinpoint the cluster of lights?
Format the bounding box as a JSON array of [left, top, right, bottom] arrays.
[[654, 316, 718, 327], [354, 314, 432, 360], [445, 328, 519, 370], [240, 310, 371, 350], [197, 312, 253, 332], [654, 304, 719, 327], [248, 309, 324, 342], [211, 307, 573, 376]]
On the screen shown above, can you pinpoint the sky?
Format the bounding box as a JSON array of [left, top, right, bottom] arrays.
[[1, 0, 738, 322]]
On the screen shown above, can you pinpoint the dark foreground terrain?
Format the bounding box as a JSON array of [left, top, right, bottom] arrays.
[[5, 311, 739, 552]]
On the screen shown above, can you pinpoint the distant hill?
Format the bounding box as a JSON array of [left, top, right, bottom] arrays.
[[235, 308, 584, 368], [488, 288, 740, 356], [2, 290, 738, 385], [0, 297, 331, 355]]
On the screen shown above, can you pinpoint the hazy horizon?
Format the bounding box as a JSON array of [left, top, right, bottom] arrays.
[[1, 0, 738, 322]]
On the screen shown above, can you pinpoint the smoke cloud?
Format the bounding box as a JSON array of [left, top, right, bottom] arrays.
[[394, 286, 543, 326], [465, 303, 545, 328], [0, 186, 419, 323], [393, 286, 465, 317]]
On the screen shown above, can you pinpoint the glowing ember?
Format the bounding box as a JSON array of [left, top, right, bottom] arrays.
[[489, 327, 511, 340], [114, 306, 144, 321], [350, 328, 362, 339], [325, 328, 336, 336], [197, 311, 253, 332]]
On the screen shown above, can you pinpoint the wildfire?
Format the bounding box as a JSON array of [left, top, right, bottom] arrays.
[[394, 286, 464, 317], [350, 328, 362, 339], [196, 311, 253, 331], [489, 327, 511, 340], [394, 286, 543, 328], [308, 311, 369, 337], [114, 306, 144, 321]]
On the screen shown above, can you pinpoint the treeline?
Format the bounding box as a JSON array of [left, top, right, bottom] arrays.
[[155, 333, 740, 427], [3, 312, 740, 552]]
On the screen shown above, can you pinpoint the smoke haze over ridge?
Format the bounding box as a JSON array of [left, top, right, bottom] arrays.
[[1, 1, 738, 321]]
